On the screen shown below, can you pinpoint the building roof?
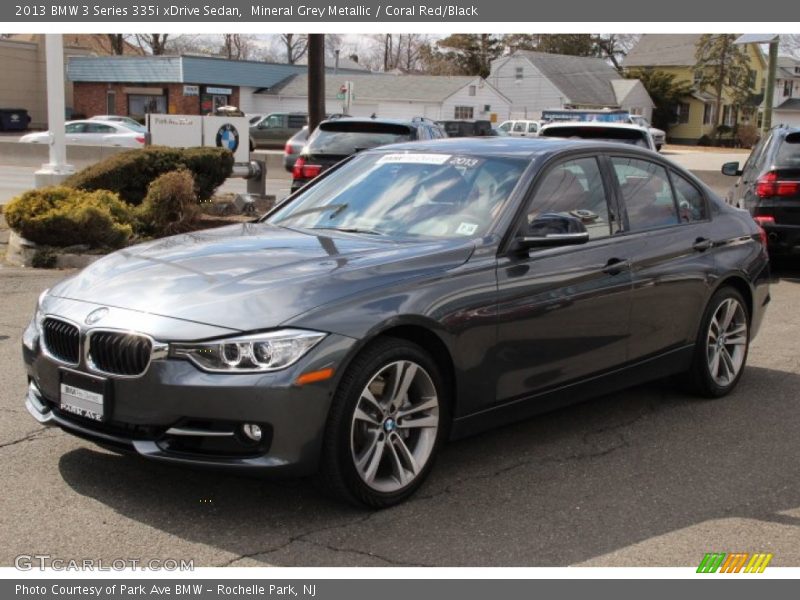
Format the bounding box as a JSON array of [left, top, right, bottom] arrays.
[[623, 34, 705, 67], [268, 73, 510, 103], [513, 51, 628, 107], [66, 55, 369, 87], [776, 98, 800, 112], [610, 79, 640, 105], [8, 33, 143, 55], [777, 56, 800, 80]]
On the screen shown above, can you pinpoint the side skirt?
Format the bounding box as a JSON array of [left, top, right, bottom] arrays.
[[450, 345, 695, 440]]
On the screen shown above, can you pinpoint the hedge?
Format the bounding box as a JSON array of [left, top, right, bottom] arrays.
[[64, 146, 234, 205], [4, 186, 134, 248], [137, 170, 200, 236]]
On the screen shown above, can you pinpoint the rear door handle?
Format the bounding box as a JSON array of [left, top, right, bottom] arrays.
[[693, 237, 714, 252], [603, 258, 631, 275]]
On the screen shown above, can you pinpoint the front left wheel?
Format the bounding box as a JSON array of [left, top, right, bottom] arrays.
[[320, 338, 448, 508]]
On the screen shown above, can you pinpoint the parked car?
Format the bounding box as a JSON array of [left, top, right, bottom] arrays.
[[438, 119, 493, 137], [19, 120, 146, 148], [498, 119, 541, 137], [0, 107, 31, 131], [539, 121, 657, 151], [89, 115, 145, 131], [23, 137, 769, 508], [250, 112, 309, 149], [722, 125, 800, 256], [283, 127, 309, 172], [290, 117, 447, 192], [629, 115, 666, 151]]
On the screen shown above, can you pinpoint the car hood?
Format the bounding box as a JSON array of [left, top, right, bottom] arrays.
[[49, 223, 475, 334]]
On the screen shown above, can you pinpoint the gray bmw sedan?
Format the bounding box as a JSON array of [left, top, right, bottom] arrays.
[[23, 138, 770, 507]]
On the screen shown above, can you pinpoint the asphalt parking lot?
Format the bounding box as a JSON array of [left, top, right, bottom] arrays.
[[1, 259, 799, 568]]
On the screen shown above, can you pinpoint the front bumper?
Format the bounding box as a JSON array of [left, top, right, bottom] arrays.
[[24, 322, 357, 476]]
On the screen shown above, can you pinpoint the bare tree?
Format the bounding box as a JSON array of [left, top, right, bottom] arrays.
[[281, 34, 308, 64], [105, 34, 127, 55], [136, 34, 170, 55], [594, 34, 640, 71], [221, 34, 253, 60]]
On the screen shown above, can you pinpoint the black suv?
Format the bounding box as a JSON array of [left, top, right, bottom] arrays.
[[291, 117, 447, 192], [723, 125, 800, 256]]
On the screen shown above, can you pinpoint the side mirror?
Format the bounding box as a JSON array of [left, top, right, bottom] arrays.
[[517, 213, 590, 249], [721, 162, 742, 177]]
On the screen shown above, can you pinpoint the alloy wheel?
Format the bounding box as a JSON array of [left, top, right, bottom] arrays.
[[349, 360, 439, 493], [706, 297, 748, 387]]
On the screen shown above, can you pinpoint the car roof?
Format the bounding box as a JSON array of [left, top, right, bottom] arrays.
[[540, 122, 649, 132], [367, 136, 661, 159], [320, 117, 431, 128]]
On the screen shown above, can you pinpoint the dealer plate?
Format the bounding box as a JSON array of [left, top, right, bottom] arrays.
[[59, 369, 108, 422]]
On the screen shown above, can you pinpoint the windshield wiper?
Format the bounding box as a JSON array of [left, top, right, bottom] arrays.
[[274, 203, 348, 224], [310, 226, 386, 236]]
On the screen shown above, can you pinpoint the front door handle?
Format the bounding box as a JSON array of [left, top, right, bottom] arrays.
[[603, 258, 630, 275], [693, 237, 714, 252]]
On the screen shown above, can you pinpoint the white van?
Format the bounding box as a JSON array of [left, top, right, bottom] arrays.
[[497, 120, 541, 137]]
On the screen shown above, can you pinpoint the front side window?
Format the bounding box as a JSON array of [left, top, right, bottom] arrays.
[[527, 122, 538, 133], [525, 157, 615, 240], [65, 123, 85, 133], [512, 122, 526, 133], [268, 152, 527, 239], [612, 157, 679, 231]]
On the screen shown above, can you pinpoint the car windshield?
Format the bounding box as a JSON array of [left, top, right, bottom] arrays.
[[307, 122, 414, 155], [118, 122, 146, 133], [540, 126, 650, 148], [268, 151, 527, 239]]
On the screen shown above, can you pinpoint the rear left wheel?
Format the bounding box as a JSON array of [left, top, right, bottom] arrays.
[[686, 287, 750, 398]]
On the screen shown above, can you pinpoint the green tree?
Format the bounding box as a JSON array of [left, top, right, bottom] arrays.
[[428, 34, 502, 77], [626, 69, 694, 131], [694, 34, 753, 134], [536, 34, 596, 57]]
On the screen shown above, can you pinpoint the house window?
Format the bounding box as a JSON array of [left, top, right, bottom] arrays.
[[677, 103, 690, 124], [515, 67, 523, 80], [454, 106, 474, 119], [748, 70, 757, 89], [703, 103, 715, 125], [722, 105, 735, 127], [784, 80, 793, 97], [693, 70, 703, 85], [468, 85, 477, 96], [128, 94, 167, 119]]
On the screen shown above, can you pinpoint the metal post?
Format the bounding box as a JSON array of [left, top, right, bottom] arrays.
[[308, 34, 326, 134], [35, 34, 74, 187], [762, 40, 779, 133]]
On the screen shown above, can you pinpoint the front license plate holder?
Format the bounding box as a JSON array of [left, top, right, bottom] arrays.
[[59, 369, 111, 423]]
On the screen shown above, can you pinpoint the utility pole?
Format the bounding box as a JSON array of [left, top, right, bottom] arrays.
[[763, 39, 779, 133], [35, 34, 74, 187], [307, 34, 326, 134]]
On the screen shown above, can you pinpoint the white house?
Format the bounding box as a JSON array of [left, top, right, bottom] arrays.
[[772, 56, 800, 128], [239, 73, 512, 122], [489, 51, 654, 121]]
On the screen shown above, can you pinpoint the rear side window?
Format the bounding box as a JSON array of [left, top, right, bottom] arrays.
[[512, 122, 525, 133], [288, 115, 307, 128], [775, 132, 800, 167], [612, 157, 679, 231], [527, 122, 538, 133], [307, 122, 413, 155], [670, 171, 708, 222]]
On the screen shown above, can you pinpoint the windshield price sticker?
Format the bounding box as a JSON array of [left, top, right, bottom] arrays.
[[377, 153, 452, 165]]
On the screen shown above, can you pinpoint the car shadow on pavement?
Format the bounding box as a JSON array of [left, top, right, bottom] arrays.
[[56, 362, 800, 567]]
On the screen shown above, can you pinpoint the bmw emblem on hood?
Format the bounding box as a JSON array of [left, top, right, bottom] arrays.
[[85, 307, 109, 325]]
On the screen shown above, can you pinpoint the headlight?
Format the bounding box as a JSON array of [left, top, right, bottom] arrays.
[[34, 289, 49, 332], [170, 329, 326, 373]]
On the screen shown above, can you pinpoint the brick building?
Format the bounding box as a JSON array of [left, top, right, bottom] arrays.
[[67, 55, 368, 121]]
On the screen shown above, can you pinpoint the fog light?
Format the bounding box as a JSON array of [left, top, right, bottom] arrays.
[[241, 423, 262, 442]]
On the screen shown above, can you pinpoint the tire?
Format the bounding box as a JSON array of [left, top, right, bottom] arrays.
[[686, 287, 750, 398], [319, 337, 449, 508]]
